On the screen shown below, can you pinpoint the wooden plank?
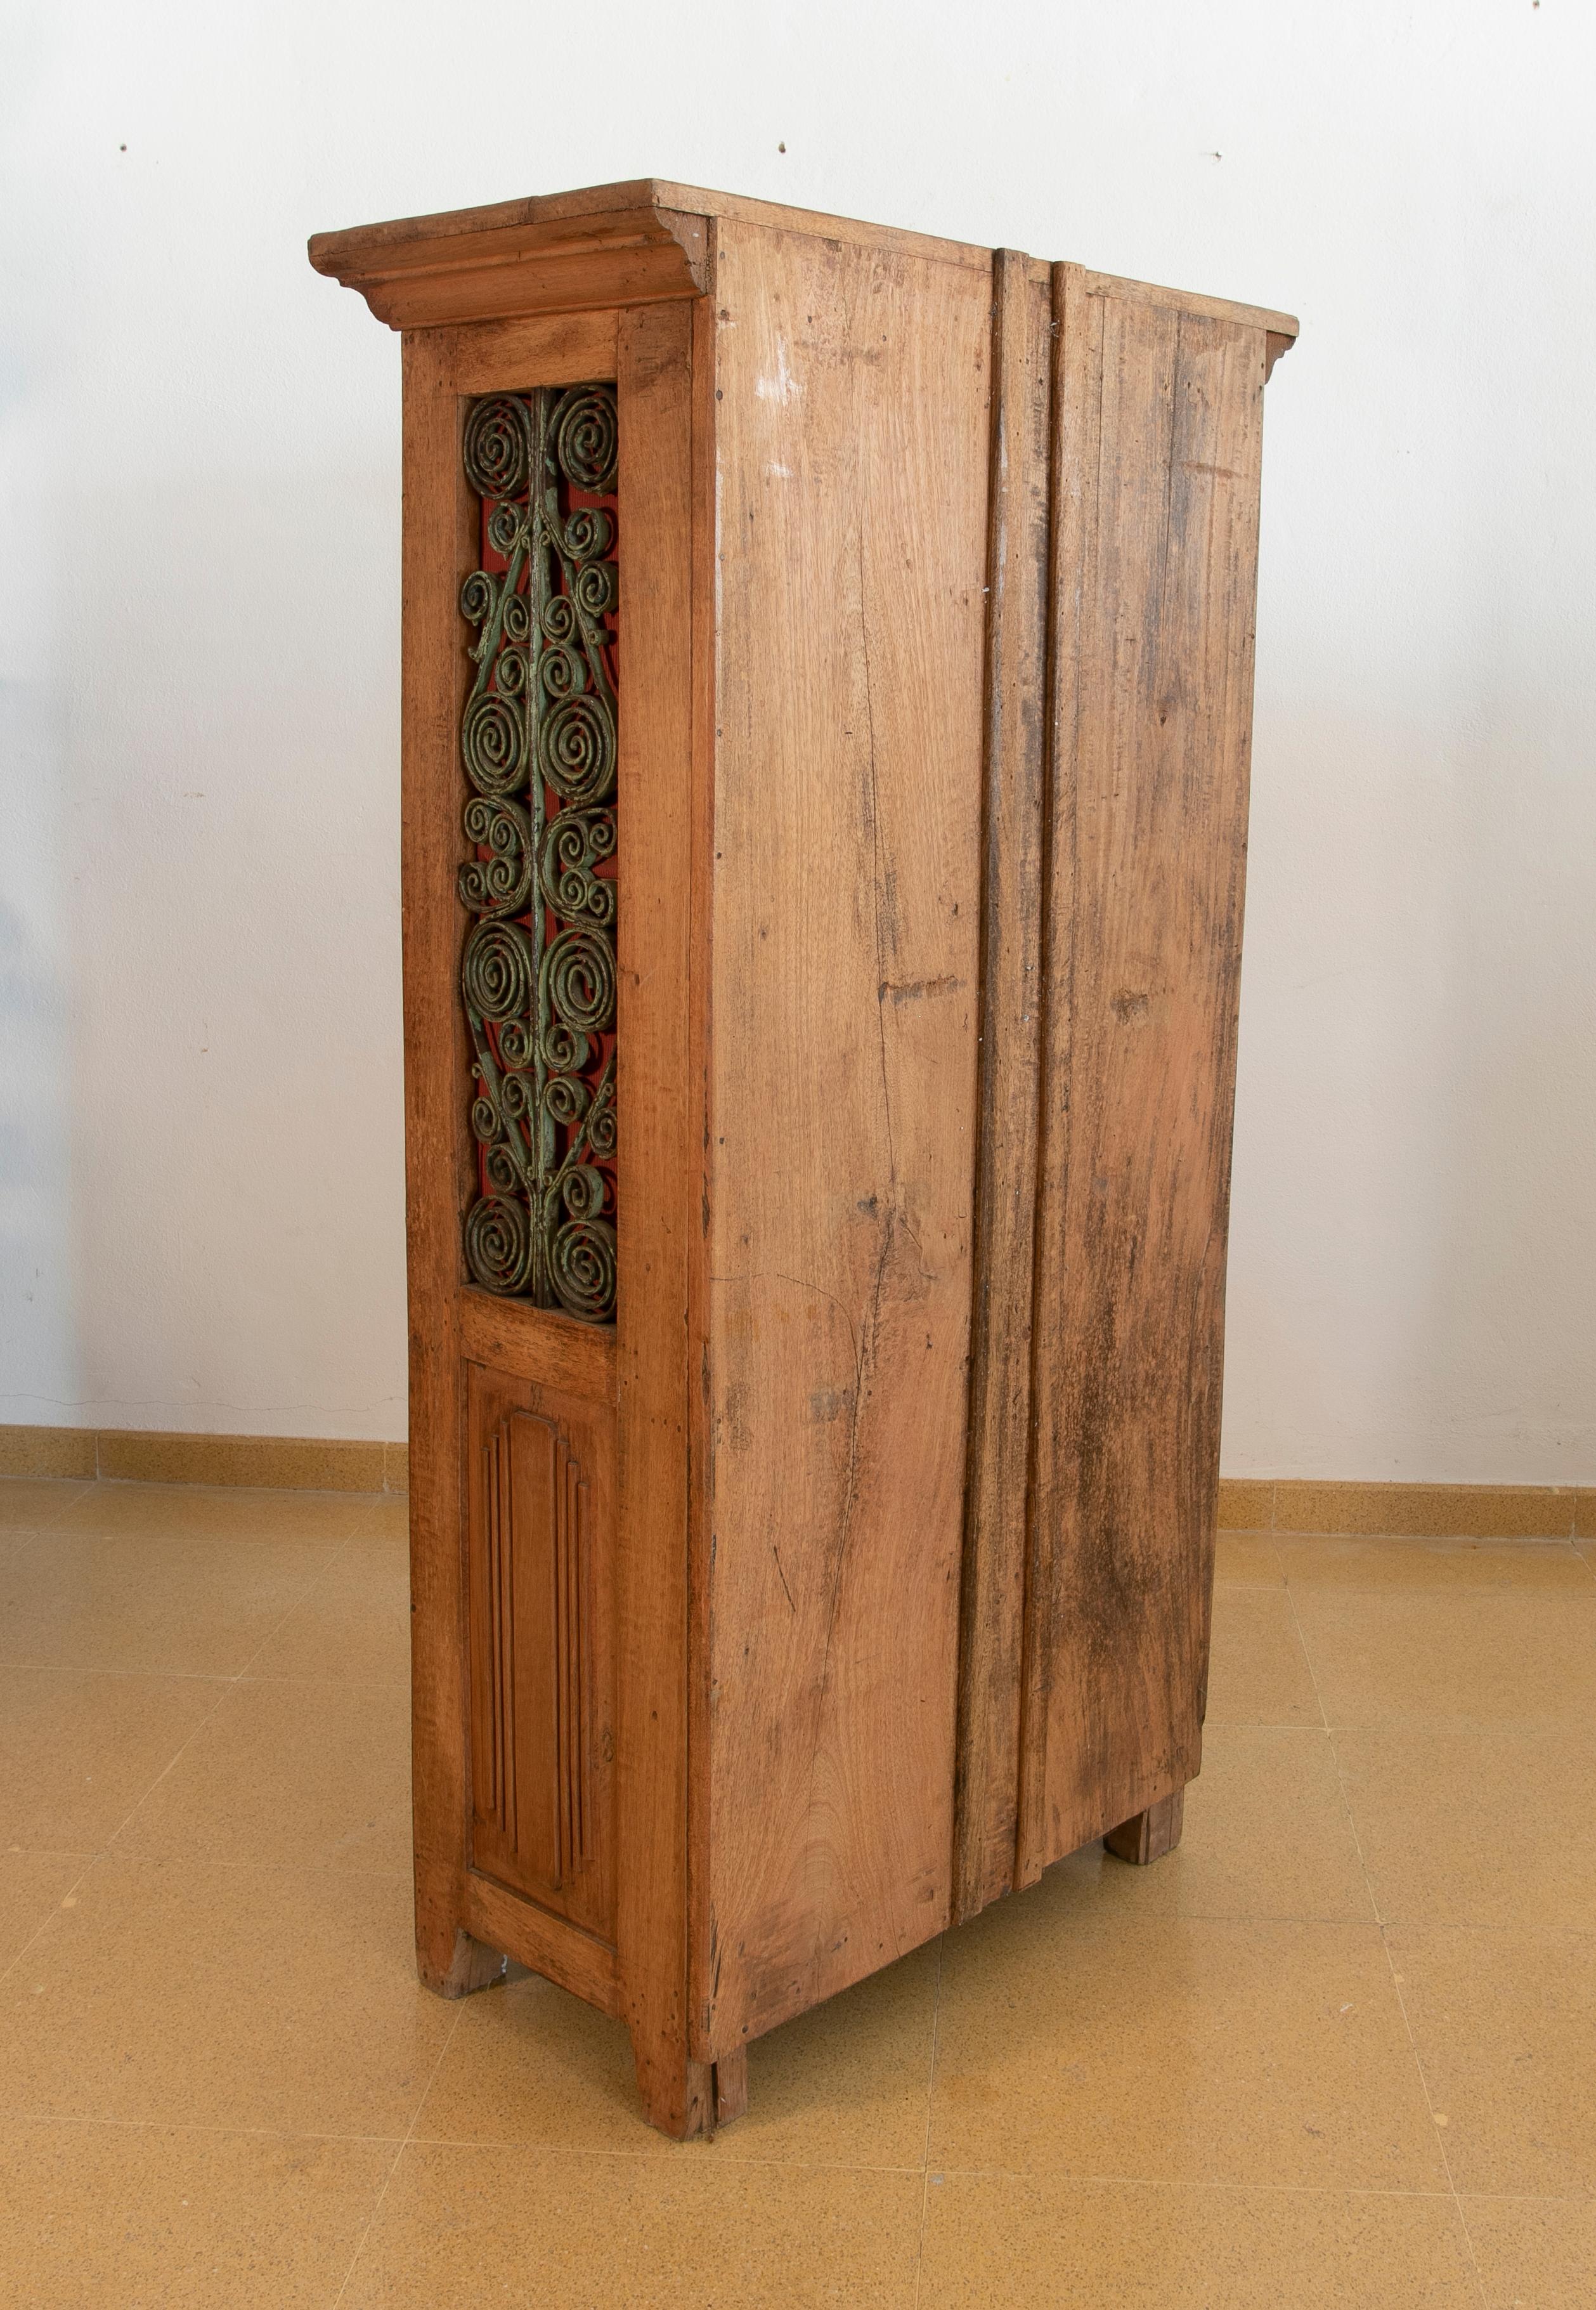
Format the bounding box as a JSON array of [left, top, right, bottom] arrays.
[[952, 250, 1052, 1924], [399, 331, 477, 1993], [442, 308, 620, 395], [1080, 267, 1298, 343], [310, 202, 708, 330], [458, 1292, 617, 1402], [350, 242, 705, 332], [705, 222, 989, 2048], [1016, 268, 1267, 1881], [464, 1870, 620, 2016], [309, 179, 988, 292], [612, 299, 710, 2137], [684, 260, 720, 2068]]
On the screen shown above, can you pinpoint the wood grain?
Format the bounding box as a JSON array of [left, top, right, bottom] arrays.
[[308, 179, 987, 308], [465, 1366, 616, 1940], [399, 330, 481, 1995], [463, 1869, 620, 2016], [1104, 1788, 1185, 1865], [611, 298, 711, 2138], [458, 1293, 616, 1402], [952, 249, 1052, 1924], [311, 203, 707, 330], [684, 267, 720, 2067], [440, 309, 620, 396], [704, 221, 989, 2049], [1016, 268, 1268, 1881], [330, 186, 1294, 2137]]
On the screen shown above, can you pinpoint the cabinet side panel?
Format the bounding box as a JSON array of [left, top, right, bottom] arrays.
[[706, 222, 990, 2046], [952, 254, 1052, 1924], [400, 332, 475, 1990], [1018, 273, 1267, 1878], [612, 300, 708, 2136]]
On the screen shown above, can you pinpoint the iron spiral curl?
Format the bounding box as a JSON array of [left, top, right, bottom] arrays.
[[539, 809, 615, 927], [458, 797, 533, 917], [552, 385, 619, 494], [539, 692, 616, 808], [543, 925, 616, 1038], [462, 691, 526, 796], [462, 918, 535, 1023], [464, 1194, 536, 1295], [549, 1217, 618, 1322], [458, 381, 618, 1322], [463, 396, 533, 499]]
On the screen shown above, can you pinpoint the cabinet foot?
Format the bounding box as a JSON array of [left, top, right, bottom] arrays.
[[713, 2047, 749, 2127], [419, 1926, 509, 1999], [1104, 1788, 1184, 1866]]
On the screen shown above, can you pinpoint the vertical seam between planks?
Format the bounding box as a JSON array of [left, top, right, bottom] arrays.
[[952, 249, 1018, 1922], [1013, 264, 1073, 1886]]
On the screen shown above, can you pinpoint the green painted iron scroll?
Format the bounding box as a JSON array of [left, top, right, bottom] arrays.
[[458, 385, 619, 1322]]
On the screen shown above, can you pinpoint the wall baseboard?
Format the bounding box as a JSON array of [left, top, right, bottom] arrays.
[[1219, 1475, 1592, 1541], [0, 1425, 409, 1495], [0, 1425, 1590, 1537]]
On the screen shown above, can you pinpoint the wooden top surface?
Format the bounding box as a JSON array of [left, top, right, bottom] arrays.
[[308, 179, 1300, 343]]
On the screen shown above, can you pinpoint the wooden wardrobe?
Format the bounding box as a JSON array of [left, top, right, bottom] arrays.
[[309, 182, 1297, 2137]]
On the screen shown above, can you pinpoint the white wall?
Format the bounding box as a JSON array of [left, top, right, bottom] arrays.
[[1, 0, 1591, 1476]]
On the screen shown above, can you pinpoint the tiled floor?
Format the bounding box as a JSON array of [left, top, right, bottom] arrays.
[[0, 1485, 1592, 2306]]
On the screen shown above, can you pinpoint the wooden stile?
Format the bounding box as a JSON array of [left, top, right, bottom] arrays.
[[312, 181, 1295, 2136]]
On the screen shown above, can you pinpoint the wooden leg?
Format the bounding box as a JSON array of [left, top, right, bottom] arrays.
[[630, 2031, 717, 2140], [1104, 1788, 1184, 1866], [713, 2047, 749, 2127], [418, 1924, 509, 1999]]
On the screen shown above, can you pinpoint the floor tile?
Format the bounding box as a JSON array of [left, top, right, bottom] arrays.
[[0, 1528, 337, 1676], [1049, 1726, 1373, 1924], [247, 1539, 412, 1685], [417, 1938, 940, 2168], [111, 1678, 413, 1876], [1462, 2193, 1596, 2310], [1294, 1591, 1596, 1728], [919, 2172, 1479, 2309], [0, 1853, 453, 2134], [1337, 1725, 1596, 1931], [1391, 1924, 1596, 2197], [1277, 1534, 1594, 1593], [0, 2113, 393, 2310], [928, 1883, 1443, 2189], [0, 1850, 88, 1975], [342, 2139, 923, 2308], [1204, 1588, 1323, 1725], [412, 1970, 654, 2153], [1214, 1532, 1286, 1586], [0, 1480, 89, 1533], [52, 1483, 389, 1544], [730, 1937, 938, 2167], [0, 1667, 221, 1848]]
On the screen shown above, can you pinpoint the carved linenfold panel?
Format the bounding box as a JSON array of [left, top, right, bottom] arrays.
[[458, 384, 620, 1323], [466, 1364, 615, 1938]]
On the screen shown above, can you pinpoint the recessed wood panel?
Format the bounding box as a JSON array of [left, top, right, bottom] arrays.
[[467, 1362, 616, 1941]]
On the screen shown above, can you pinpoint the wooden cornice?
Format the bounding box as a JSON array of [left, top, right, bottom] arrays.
[[309, 179, 1301, 360], [308, 182, 711, 330]]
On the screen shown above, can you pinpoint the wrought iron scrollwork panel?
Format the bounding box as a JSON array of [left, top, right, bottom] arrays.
[[458, 384, 618, 1322]]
